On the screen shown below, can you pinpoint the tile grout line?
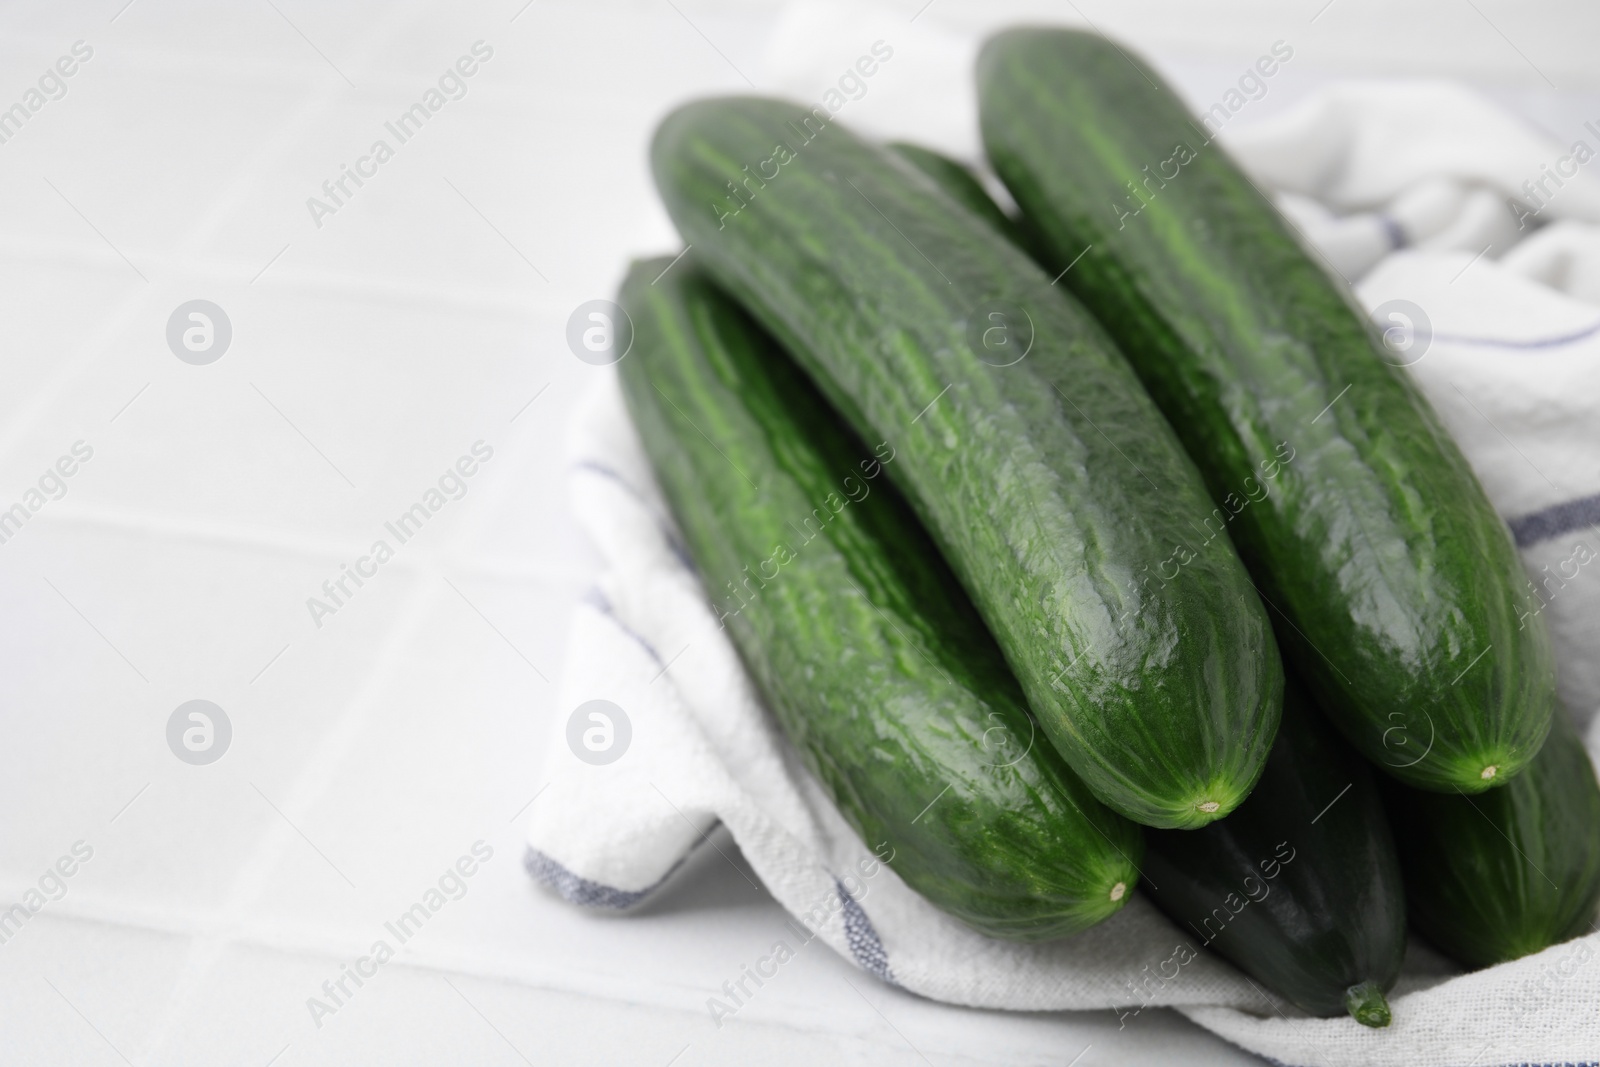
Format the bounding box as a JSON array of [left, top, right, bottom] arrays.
[[0, 0, 445, 469], [22, 478, 585, 584], [125, 2, 460, 1060]]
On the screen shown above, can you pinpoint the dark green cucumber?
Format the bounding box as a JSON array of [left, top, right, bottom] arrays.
[[1383, 709, 1600, 968], [978, 29, 1556, 794], [651, 97, 1281, 829], [1143, 679, 1405, 1026], [885, 142, 1021, 242], [617, 257, 1142, 938]]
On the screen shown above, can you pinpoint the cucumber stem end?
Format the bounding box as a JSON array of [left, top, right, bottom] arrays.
[[1344, 981, 1391, 1028]]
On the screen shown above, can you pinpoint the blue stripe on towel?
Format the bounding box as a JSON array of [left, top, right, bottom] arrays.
[[1509, 493, 1600, 548], [572, 459, 697, 573], [836, 877, 895, 985], [524, 844, 691, 909], [1377, 213, 1407, 250], [1434, 318, 1600, 350], [572, 459, 641, 495], [582, 587, 666, 667], [528, 845, 898, 990]]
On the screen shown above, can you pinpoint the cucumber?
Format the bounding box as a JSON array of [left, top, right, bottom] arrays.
[[876, 151, 1411, 1011], [977, 28, 1557, 794], [1142, 679, 1405, 1027], [617, 257, 1143, 939], [651, 97, 1281, 829], [884, 142, 1021, 242], [885, 141, 1057, 268], [1382, 709, 1600, 968]]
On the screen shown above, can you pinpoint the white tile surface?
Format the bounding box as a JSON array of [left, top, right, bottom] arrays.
[[4, 1, 1594, 1063]]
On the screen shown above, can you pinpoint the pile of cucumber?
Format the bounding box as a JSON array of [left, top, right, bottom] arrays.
[[621, 27, 1600, 1027]]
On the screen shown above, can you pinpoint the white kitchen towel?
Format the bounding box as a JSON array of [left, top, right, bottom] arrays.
[[526, 53, 1600, 1067]]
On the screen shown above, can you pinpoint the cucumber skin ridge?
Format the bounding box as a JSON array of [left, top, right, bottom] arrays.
[[977, 28, 1556, 793], [649, 97, 1282, 830], [617, 257, 1142, 940]]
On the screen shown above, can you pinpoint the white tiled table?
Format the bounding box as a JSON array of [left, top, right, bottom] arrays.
[[2, 2, 1592, 1063]]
